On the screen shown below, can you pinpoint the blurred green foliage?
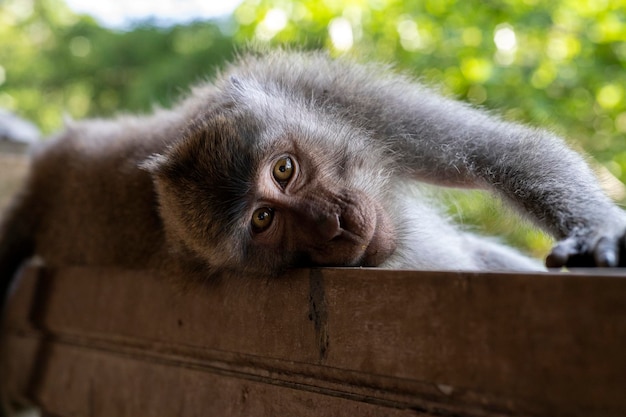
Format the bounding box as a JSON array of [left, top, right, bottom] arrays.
[[0, 0, 235, 132], [1, 0, 625, 257]]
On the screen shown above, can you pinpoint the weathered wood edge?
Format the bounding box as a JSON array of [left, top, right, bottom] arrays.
[[3, 266, 626, 417]]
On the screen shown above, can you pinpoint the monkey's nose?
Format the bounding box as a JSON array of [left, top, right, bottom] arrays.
[[315, 213, 342, 241]]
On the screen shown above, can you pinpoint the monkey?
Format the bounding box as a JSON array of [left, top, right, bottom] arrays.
[[1, 49, 626, 305]]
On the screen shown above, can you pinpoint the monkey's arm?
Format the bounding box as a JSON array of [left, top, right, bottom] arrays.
[[365, 84, 625, 268]]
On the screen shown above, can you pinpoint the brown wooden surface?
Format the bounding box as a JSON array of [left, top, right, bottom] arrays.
[[3, 266, 626, 417]]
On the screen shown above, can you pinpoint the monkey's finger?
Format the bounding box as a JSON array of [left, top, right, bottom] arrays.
[[593, 236, 618, 267], [545, 238, 578, 268]]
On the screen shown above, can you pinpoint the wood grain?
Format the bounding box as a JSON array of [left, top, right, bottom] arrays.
[[3, 266, 626, 416]]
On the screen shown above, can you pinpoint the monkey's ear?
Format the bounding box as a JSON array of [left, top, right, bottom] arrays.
[[139, 153, 169, 174]]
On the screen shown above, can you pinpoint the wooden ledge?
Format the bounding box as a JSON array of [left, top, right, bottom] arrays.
[[3, 267, 626, 416]]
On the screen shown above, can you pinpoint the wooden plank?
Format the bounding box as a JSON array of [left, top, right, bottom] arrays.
[[4, 336, 422, 417], [3, 266, 626, 417]]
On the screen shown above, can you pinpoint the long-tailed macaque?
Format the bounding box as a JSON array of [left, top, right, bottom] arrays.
[[1, 50, 626, 300]]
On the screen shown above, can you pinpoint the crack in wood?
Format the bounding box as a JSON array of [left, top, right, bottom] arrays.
[[308, 269, 329, 362]]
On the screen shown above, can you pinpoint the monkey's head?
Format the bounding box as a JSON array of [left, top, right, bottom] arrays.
[[143, 102, 396, 278]]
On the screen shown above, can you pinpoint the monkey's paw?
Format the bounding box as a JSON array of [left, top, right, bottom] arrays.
[[546, 226, 626, 268]]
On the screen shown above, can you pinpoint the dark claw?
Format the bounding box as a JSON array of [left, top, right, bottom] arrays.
[[545, 238, 577, 268], [546, 250, 567, 268], [547, 232, 626, 269], [565, 253, 597, 268]]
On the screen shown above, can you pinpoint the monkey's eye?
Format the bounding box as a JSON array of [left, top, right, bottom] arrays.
[[273, 156, 294, 183], [251, 207, 274, 232]]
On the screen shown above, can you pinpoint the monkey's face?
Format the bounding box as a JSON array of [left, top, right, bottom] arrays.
[[146, 109, 396, 277], [249, 149, 396, 269]]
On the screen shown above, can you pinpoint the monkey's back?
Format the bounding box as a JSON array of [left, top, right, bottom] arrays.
[[12, 111, 187, 269]]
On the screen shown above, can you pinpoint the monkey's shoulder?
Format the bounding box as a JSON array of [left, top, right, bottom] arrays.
[[19, 117, 170, 268]]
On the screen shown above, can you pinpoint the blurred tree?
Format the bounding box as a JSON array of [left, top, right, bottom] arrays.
[[0, 0, 236, 133]]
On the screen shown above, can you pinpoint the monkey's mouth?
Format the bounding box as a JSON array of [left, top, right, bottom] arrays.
[[308, 204, 396, 268]]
